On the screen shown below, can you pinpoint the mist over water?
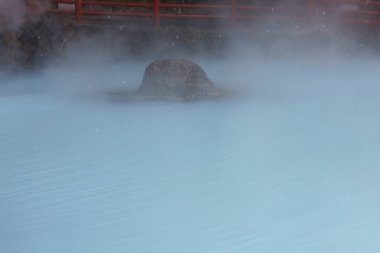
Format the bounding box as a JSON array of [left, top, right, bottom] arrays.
[[2, 27, 380, 253]]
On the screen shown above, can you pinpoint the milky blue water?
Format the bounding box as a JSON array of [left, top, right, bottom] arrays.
[[1, 59, 380, 253]]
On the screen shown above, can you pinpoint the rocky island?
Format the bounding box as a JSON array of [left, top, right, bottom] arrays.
[[136, 58, 222, 101]]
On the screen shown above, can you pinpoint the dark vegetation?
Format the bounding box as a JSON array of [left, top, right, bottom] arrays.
[[0, 14, 70, 71]]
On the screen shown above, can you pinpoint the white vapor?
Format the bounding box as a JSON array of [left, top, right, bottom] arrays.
[[0, 0, 27, 32]]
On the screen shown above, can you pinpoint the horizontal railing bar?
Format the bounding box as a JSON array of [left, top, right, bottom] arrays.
[[82, 10, 154, 17], [51, 0, 75, 4], [82, 1, 152, 8]]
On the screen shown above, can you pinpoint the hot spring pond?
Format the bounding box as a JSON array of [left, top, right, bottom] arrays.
[[1, 59, 380, 253]]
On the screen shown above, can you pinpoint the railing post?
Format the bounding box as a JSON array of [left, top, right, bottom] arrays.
[[75, 0, 83, 22], [309, 0, 316, 13], [230, 0, 237, 27], [309, 0, 316, 24], [153, 0, 160, 27]]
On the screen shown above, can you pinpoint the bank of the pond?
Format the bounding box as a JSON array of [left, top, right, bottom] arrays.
[[2, 13, 380, 71]]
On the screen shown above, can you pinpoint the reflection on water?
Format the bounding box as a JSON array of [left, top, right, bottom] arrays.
[[1, 60, 380, 253]]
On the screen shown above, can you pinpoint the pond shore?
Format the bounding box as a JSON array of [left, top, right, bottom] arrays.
[[1, 12, 380, 71]]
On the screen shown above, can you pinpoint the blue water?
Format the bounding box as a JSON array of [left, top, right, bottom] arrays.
[[1, 59, 380, 253]]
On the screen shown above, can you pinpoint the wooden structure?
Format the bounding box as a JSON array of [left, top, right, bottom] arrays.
[[45, 0, 380, 27]]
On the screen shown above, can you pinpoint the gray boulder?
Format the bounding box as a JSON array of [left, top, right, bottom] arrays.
[[137, 59, 220, 100]]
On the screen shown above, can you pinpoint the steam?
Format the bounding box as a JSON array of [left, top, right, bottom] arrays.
[[0, 0, 27, 32], [2, 3, 380, 253], [0, 0, 49, 32], [0, 0, 376, 97]]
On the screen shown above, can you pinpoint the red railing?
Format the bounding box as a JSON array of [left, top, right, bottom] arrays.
[[47, 0, 380, 27]]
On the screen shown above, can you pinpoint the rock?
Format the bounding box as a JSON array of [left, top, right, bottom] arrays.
[[137, 58, 220, 100]]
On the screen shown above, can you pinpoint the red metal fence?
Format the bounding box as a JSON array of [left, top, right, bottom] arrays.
[[46, 0, 380, 27]]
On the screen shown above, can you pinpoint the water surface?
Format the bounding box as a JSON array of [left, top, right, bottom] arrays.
[[1, 59, 380, 253]]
